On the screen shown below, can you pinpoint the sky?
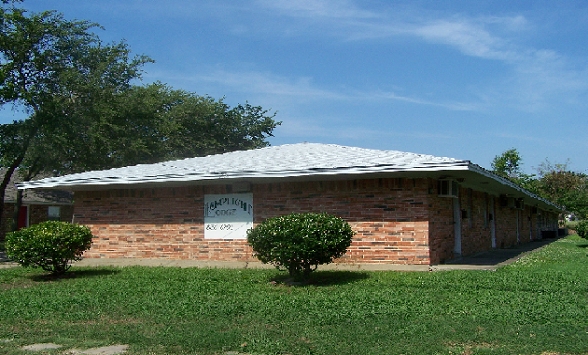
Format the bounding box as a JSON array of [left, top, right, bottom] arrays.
[[3, 0, 588, 173]]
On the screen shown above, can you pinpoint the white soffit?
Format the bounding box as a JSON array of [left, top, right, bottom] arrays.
[[19, 143, 470, 189]]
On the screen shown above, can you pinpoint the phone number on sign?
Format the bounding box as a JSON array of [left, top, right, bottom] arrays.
[[205, 224, 234, 231]]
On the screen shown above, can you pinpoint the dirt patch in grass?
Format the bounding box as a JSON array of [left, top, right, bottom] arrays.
[[21, 343, 62, 351], [446, 342, 498, 354], [0, 278, 37, 290], [68, 315, 144, 327], [20, 343, 129, 354]]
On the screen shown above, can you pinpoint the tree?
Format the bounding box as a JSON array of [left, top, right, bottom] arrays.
[[492, 148, 523, 180], [40, 82, 280, 172], [103, 83, 278, 167], [0, 6, 151, 232], [491, 148, 538, 193], [536, 160, 588, 218], [0, 6, 280, 236], [491, 149, 588, 220], [160, 87, 278, 160]]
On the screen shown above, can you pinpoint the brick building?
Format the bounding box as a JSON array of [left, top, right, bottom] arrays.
[[1, 170, 74, 239], [20, 143, 559, 266]]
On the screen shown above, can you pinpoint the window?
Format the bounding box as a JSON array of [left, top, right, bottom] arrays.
[[438, 179, 459, 198], [48, 206, 61, 221]]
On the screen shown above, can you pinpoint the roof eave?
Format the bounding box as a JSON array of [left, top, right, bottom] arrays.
[[18, 163, 472, 191], [466, 163, 560, 210]]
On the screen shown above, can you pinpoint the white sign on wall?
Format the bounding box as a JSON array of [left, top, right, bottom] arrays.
[[204, 193, 253, 239]]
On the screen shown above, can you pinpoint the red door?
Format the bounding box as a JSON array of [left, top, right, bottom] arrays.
[[17, 206, 28, 230]]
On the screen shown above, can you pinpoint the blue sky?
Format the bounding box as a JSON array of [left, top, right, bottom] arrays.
[[4, 0, 588, 173]]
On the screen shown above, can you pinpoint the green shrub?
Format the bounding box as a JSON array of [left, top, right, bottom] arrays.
[[565, 220, 579, 231], [6, 221, 93, 275], [575, 220, 588, 239], [247, 212, 354, 279]]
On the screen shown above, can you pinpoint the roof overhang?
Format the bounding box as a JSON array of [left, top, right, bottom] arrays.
[[18, 163, 558, 212], [17, 143, 559, 212]]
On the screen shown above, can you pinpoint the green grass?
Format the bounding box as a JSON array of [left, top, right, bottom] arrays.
[[1, 236, 588, 355]]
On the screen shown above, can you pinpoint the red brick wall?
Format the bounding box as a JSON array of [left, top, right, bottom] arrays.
[[427, 187, 559, 264], [428, 187, 455, 264], [76, 178, 433, 265], [76, 186, 212, 260], [73, 177, 559, 265], [254, 178, 431, 265], [459, 189, 493, 256], [428, 187, 495, 264], [494, 201, 526, 249]]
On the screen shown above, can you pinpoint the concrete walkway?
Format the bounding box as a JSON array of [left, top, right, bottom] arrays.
[[0, 238, 558, 272], [0, 251, 16, 269], [431, 237, 557, 271]]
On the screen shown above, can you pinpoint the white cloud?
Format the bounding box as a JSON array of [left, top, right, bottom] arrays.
[[411, 19, 512, 60], [368, 91, 481, 111], [197, 70, 346, 100], [257, 0, 379, 20], [182, 68, 479, 112], [254, 1, 588, 112]]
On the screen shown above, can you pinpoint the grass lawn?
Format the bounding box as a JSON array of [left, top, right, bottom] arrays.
[[1, 236, 587, 355]]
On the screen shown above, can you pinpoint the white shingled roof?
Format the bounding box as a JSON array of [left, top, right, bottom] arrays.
[[20, 143, 471, 189]]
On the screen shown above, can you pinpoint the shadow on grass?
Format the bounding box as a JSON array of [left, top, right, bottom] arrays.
[[270, 270, 370, 287], [576, 243, 588, 249], [29, 268, 121, 282]]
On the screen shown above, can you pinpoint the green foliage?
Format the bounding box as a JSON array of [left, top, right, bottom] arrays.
[[0, 237, 588, 354], [491, 150, 588, 218], [5, 221, 93, 275], [77, 83, 280, 170], [247, 212, 354, 278], [0, 5, 279, 237], [491, 148, 539, 193], [0, 6, 279, 175], [565, 220, 579, 230], [491, 148, 523, 179], [574, 220, 588, 239], [0, 5, 151, 232], [536, 159, 588, 217], [0, 6, 279, 177]]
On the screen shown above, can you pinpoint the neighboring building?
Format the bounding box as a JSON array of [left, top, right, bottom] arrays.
[[19, 143, 559, 266], [1, 170, 74, 238]]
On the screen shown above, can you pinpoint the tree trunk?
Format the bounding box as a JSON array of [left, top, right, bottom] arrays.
[[11, 188, 24, 232], [0, 155, 25, 239], [11, 163, 40, 232]]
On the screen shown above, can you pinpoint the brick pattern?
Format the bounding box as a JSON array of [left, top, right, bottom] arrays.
[[493, 201, 544, 248], [428, 193, 457, 264], [75, 186, 253, 261], [76, 178, 432, 264], [426, 186, 559, 264], [73, 177, 559, 265], [254, 178, 431, 265], [459, 189, 493, 256]]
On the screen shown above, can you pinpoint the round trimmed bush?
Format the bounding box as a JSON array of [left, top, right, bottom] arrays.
[[247, 212, 354, 278], [575, 220, 588, 239], [6, 221, 93, 275]]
